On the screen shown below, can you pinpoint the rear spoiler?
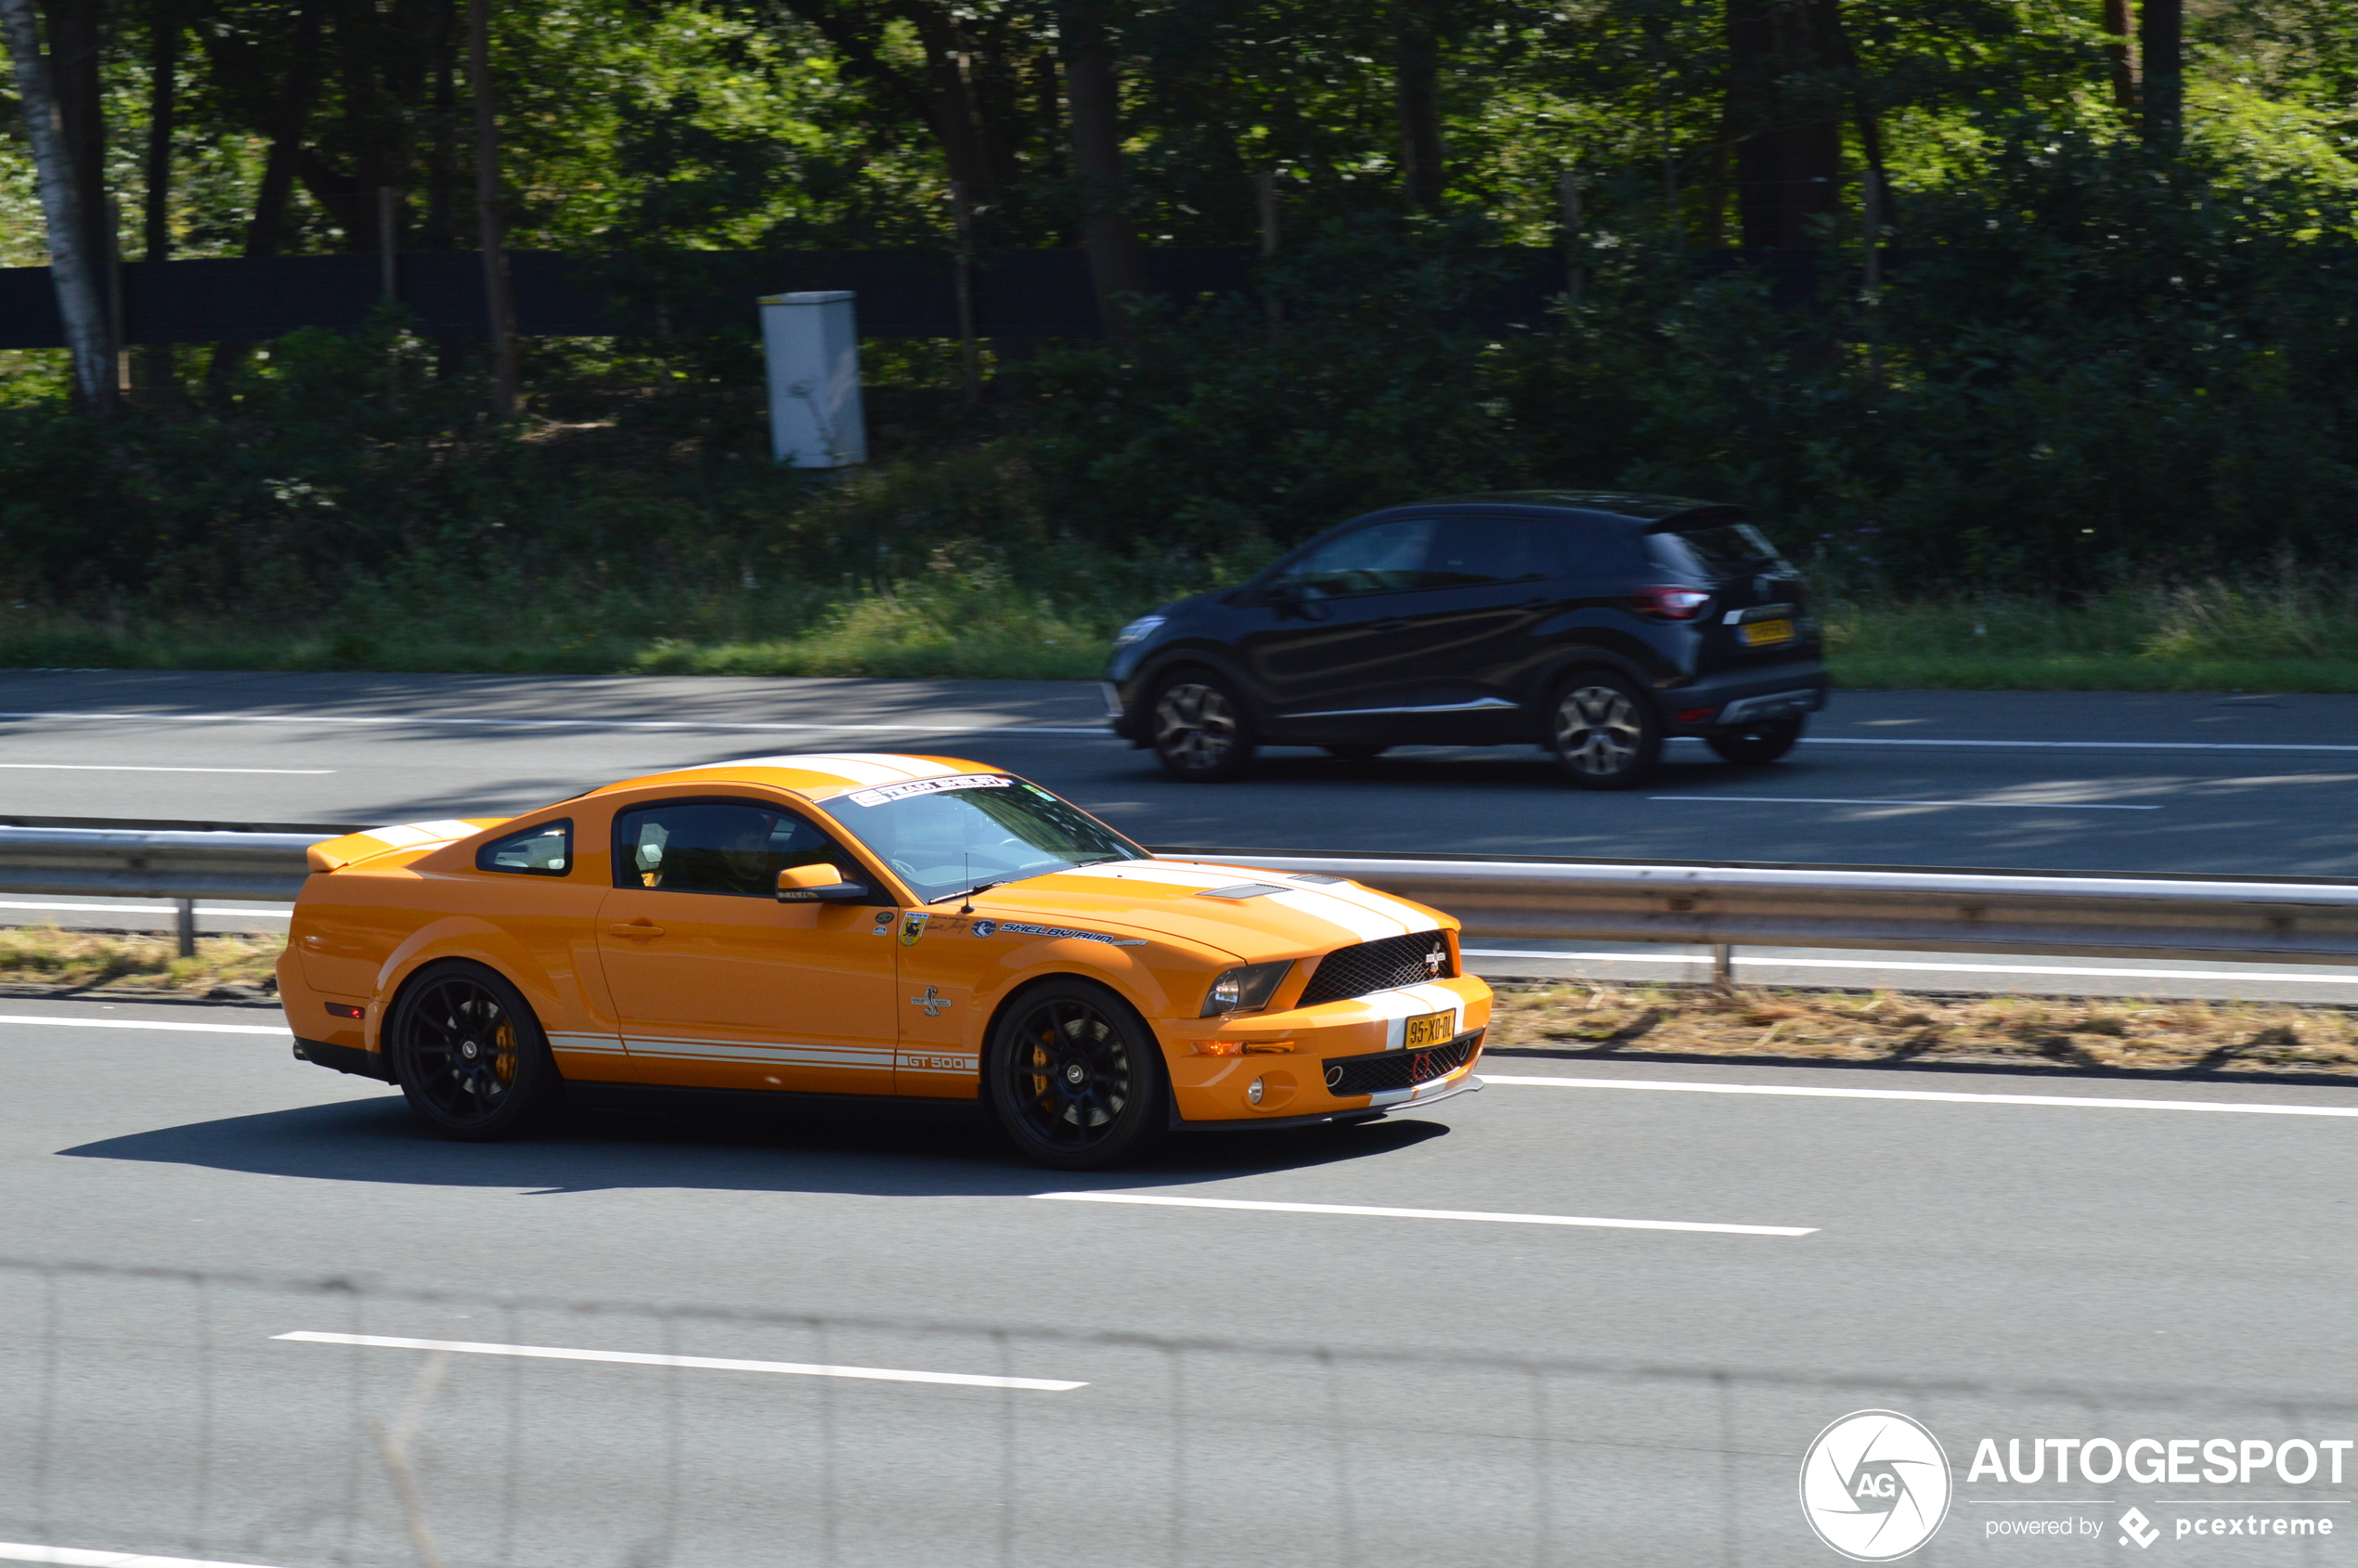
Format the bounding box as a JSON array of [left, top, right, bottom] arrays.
[[306, 817, 512, 872]]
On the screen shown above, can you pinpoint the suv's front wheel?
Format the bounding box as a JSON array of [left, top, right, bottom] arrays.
[[1150, 672, 1256, 782], [1548, 674, 1663, 790]]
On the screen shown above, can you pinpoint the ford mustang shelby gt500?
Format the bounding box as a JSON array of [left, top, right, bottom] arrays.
[[281, 753, 1489, 1167]]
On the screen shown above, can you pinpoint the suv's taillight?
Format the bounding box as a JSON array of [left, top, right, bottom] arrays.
[[1627, 586, 1713, 619]]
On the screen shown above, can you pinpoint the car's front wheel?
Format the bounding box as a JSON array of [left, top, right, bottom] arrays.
[[1707, 714, 1806, 765], [984, 979, 1168, 1170], [386, 961, 562, 1141], [1150, 672, 1256, 782], [1548, 674, 1663, 789]]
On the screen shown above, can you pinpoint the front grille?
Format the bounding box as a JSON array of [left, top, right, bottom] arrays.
[[1297, 931, 1455, 1006], [1323, 1031, 1482, 1098]]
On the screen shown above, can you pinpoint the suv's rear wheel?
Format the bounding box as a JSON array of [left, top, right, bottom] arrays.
[[1549, 674, 1663, 790], [1707, 714, 1806, 765], [1150, 672, 1256, 782]]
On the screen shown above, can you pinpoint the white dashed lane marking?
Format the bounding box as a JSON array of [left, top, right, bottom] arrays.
[[1032, 1190, 1814, 1237]]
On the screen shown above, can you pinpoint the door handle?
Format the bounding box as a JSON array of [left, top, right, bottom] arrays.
[[1370, 618, 1406, 633], [607, 921, 665, 939]]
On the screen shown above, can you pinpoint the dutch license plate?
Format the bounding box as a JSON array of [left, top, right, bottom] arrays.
[[1739, 617, 1794, 647], [1402, 1010, 1454, 1049]]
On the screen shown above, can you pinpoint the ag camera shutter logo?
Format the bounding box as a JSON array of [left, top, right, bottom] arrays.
[[1799, 1409, 1952, 1561]]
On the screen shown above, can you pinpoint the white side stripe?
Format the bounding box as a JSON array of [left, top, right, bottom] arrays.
[[272, 1331, 1084, 1390], [1031, 1191, 1813, 1237], [1484, 1074, 2358, 1119]]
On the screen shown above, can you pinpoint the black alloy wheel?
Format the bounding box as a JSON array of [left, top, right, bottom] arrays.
[[1707, 714, 1806, 766], [1549, 673, 1664, 790], [1321, 745, 1391, 761], [1150, 673, 1256, 782], [984, 980, 1168, 1170], [387, 962, 561, 1141]]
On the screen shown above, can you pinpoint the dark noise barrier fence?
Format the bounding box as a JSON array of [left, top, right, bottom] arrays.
[[0, 247, 1831, 350], [3, 1255, 2352, 1568]]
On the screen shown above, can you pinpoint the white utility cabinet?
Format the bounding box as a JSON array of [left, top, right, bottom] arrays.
[[758, 290, 867, 467]]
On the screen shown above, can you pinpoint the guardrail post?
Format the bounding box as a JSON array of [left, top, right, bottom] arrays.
[[1711, 943, 1734, 989], [175, 898, 196, 959]]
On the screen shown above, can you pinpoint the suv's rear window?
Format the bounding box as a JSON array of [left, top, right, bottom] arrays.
[[1647, 521, 1786, 579]]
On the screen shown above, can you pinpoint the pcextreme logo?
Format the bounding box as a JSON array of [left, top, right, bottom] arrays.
[[1800, 1409, 1954, 1562]]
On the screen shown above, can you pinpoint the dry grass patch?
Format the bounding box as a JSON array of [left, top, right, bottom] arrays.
[[1485, 983, 2358, 1076], [0, 926, 283, 993]]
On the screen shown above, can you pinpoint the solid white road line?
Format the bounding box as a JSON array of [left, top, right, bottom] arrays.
[[0, 709, 1106, 736], [0, 764, 334, 773], [1652, 795, 2162, 810], [1458, 950, 2358, 985], [272, 1330, 1085, 1391], [1803, 737, 2358, 754], [1031, 1190, 1814, 1236], [0, 1014, 288, 1036], [0, 900, 292, 917], [1485, 1074, 2358, 1119], [0, 1542, 297, 1568]]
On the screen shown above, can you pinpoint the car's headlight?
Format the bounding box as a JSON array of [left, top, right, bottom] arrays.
[[1113, 614, 1168, 648], [1201, 961, 1291, 1017]]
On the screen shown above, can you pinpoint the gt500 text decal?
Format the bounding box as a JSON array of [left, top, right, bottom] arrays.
[[993, 921, 1147, 947]]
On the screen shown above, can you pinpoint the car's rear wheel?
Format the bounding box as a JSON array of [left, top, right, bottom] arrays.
[[1322, 744, 1390, 761], [1150, 672, 1256, 782], [1549, 673, 1663, 790], [1707, 714, 1806, 765], [387, 961, 562, 1141], [984, 979, 1168, 1170]]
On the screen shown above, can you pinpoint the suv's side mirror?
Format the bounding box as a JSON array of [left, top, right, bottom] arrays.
[[776, 863, 868, 902], [1274, 581, 1330, 621]]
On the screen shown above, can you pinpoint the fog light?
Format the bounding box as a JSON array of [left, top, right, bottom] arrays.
[[1247, 1077, 1264, 1107]]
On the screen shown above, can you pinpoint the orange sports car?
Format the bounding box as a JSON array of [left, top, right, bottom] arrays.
[[280, 754, 1490, 1167]]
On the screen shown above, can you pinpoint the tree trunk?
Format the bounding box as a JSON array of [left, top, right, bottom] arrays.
[[900, 1, 999, 227], [1393, 0, 1443, 213], [40, 0, 109, 313], [205, 0, 326, 393], [2101, 0, 2136, 112], [1058, 0, 1149, 340], [1725, 0, 1844, 250], [2140, 0, 2181, 152], [469, 0, 520, 417], [138, 0, 179, 395], [0, 0, 115, 410]]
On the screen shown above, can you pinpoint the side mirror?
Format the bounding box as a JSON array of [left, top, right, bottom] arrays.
[[776, 863, 868, 902], [1275, 582, 1329, 621]]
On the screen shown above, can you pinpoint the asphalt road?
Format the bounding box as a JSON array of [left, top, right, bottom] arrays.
[[4, 997, 2356, 1566], [4, 670, 2357, 875]]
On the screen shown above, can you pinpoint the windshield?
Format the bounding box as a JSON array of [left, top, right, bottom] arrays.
[[818, 775, 1145, 903]]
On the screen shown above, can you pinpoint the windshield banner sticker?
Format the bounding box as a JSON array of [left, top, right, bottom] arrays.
[[846, 775, 1014, 808]]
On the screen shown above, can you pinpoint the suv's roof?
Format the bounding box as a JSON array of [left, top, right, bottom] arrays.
[[1431, 491, 1733, 523]]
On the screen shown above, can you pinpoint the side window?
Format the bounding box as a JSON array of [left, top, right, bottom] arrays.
[[1425, 518, 1559, 587], [1270, 518, 1438, 598], [477, 819, 572, 876], [613, 800, 858, 898]]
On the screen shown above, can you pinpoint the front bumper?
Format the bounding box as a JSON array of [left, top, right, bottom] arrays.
[[1173, 1072, 1484, 1133], [1164, 977, 1493, 1124]]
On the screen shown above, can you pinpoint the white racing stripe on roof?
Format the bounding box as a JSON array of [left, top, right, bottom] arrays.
[[361, 818, 480, 848], [672, 753, 941, 785]]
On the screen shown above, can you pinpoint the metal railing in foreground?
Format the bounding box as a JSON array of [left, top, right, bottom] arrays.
[[3, 1255, 2351, 1568], [6, 822, 2358, 977]]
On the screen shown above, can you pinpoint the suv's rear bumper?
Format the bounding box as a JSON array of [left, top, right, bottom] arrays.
[[1654, 661, 1829, 734]]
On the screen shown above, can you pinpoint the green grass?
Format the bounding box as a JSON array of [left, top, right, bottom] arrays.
[[9, 568, 2358, 692]]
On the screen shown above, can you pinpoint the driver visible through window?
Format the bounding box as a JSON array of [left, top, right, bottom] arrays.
[[614, 801, 860, 897], [820, 776, 1143, 905]]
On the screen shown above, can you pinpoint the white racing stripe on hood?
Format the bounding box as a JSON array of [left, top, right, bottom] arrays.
[[1264, 888, 1409, 942], [1296, 877, 1440, 933], [1315, 982, 1464, 1047]]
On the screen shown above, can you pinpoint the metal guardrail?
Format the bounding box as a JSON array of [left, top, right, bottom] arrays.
[[6, 823, 2358, 976]]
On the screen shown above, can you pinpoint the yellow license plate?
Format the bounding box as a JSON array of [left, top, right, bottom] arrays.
[[1739, 617, 1794, 646], [1403, 1010, 1454, 1048]]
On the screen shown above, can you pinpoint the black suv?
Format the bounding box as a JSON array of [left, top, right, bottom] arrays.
[[1104, 492, 1826, 788]]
